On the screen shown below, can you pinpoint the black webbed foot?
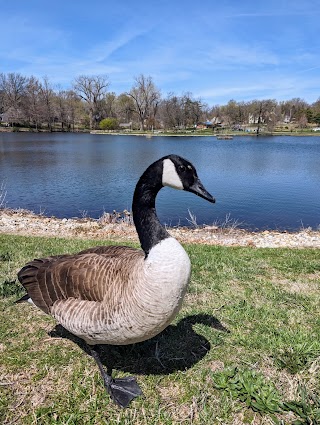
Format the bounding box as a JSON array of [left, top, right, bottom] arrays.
[[103, 374, 143, 408], [88, 344, 143, 408]]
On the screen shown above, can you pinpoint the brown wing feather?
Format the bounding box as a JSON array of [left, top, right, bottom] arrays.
[[78, 245, 140, 256], [17, 246, 144, 315]]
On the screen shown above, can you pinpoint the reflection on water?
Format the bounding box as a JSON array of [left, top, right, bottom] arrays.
[[0, 132, 319, 230]]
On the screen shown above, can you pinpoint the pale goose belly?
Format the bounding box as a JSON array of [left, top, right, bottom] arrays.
[[51, 238, 191, 345]]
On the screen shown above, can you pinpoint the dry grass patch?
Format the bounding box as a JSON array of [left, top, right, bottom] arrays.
[[273, 276, 319, 295], [1, 366, 70, 423]]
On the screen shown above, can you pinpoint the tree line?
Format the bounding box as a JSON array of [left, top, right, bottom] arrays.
[[1, 72, 320, 132]]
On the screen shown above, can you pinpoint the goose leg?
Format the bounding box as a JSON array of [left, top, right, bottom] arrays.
[[88, 345, 143, 408]]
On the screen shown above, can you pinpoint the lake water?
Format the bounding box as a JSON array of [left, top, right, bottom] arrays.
[[0, 132, 319, 231]]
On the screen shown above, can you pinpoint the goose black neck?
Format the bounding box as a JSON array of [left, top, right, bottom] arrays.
[[132, 164, 170, 256]]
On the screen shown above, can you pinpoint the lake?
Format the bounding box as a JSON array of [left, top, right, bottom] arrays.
[[0, 132, 319, 231]]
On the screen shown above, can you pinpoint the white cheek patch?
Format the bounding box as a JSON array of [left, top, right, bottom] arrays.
[[162, 159, 184, 190]]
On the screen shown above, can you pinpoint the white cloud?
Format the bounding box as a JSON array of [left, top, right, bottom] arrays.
[[1, 1, 320, 104], [203, 44, 279, 68], [196, 72, 320, 104]]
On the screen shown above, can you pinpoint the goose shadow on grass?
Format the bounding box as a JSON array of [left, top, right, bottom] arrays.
[[48, 314, 229, 376]]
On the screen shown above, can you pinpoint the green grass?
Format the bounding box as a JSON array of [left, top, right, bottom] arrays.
[[0, 234, 320, 424]]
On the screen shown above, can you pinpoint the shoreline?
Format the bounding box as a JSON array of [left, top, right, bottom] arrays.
[[89, 130, 320, 137], [1, 127, 320, 137], [1, 209, 319, 248]]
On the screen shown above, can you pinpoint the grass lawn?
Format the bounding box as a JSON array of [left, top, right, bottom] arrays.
[[0, 234, 319, 424]]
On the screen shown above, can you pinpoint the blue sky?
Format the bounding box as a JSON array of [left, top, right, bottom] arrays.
[[1, 0, 320, 105]]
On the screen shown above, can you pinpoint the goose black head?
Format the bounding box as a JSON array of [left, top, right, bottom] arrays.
[[162, 155, 215, 203]]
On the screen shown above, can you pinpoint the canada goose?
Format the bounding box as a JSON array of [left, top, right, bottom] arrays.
[[17, 154, 215, 408]]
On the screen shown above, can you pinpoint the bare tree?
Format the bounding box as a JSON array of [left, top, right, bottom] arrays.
[[64, 90, 82, 131], [159, 93, 185, 130], [181, 93, 204, 128], [102, 92, 117, 118], [221, 100, 247, 129], [311, 98, 320, 124], [55, 89, 70, 131], [126, 75, 161, 131], [159, 92, 206, 130], [0, 72, 27, 125], [209, 104, 224, 128], [280, 98, 308, 124], [221, 100, 239, 128], [0, 88, 4, 114], [297, 114, 308, 129], [0, 72, 27, 109], [73, 75, 109, 129], [249, 99, 277, 135], [115, 93, 136, 125], [23, 76, 42, 130], [38, 77, 56, 131]]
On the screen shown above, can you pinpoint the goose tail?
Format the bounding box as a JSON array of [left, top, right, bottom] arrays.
[[15, 293, 31, 303], [17, 258, 51, 313]]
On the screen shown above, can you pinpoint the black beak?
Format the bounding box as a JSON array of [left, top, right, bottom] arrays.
[[188, 178, 216, 203]]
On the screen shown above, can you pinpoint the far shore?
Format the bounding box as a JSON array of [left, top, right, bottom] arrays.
[[1, 126, 320, 137], [1, 209, 319, 249]]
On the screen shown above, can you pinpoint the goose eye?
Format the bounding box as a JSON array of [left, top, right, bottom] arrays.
[[179, 165, 186, 172]]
